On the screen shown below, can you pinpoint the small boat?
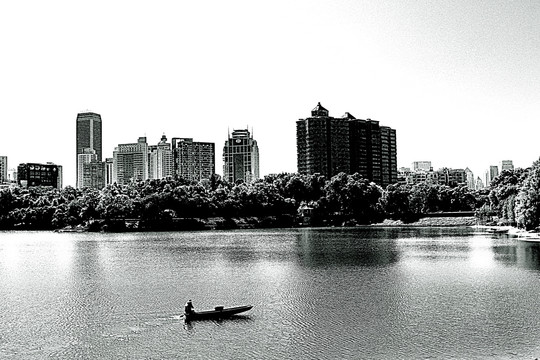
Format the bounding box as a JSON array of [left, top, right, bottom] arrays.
[[184, 305, 253, 321]]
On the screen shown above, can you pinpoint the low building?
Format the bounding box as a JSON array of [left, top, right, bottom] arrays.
[[17, 162, 62, 189]]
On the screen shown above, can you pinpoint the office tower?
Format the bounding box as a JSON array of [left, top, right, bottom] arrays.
[[465, 168, 475, 189], [475, 176, 484, 190], [105, 158, 114, 186], [76, 112, 102, 187], [297, 103, 397, 187], [77, 148, 97, 188], [0, 156, 7, 183], [297, 103, 350, 179], [413, 161, 432, 171], [113, 137, 149, 185], [82, 161, 105, 190], [485, 165, 499, 187], [223, 129, 259, 183], [500, 160, 514, 172], [172, 138, 216, 182], [148, 134, 174, 180], [17, 162, 62, 189]]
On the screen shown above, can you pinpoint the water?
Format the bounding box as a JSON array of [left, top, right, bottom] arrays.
[[1, 227, 540, 359]]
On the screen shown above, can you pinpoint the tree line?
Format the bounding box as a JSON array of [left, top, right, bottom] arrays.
[[1, 158, 540, 231]]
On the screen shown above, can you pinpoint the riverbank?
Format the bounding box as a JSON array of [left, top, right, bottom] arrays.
[[373, 216, 477, 227]]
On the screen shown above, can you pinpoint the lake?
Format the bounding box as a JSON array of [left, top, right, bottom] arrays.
[[1, 227, 540, 359]]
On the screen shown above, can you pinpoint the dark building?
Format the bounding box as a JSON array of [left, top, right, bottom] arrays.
[[296, 103, 398, 187], [17, 163, 62, 189], [82, 160, 106, 190], [76, 112, 102, 187], [172, 138, 216, 182]]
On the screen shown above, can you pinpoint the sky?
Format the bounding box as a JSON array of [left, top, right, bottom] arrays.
[[0, 0, 539, 187]]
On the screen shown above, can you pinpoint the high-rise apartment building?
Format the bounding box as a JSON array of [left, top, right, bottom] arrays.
[[77, 148, 98, 188], [82, 161, 105, 190], [223, 129, 259, 183], [485, 165, 499, 187], [76, 112, 102, 188], [297, 103, 397, 187], [17, 162, 62, 189], [0, 156, 7, 183], [172, 138, 215, 182], [148, 134, 173, 180], [113, 137, 149, 185]]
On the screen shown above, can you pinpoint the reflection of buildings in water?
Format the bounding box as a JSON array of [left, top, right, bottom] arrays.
[[295, 228, 399, 267], [493, 242, 540, 270]]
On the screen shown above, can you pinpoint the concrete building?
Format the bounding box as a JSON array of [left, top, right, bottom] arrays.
[[105, 158, 114, 186], [485, 165, 499, 187], [0, 156, 7, 183], [76, 112, 102, 188], [77, 148, 98, 188], [223, 129, 259, 183], [413, 161, 432, 171], [297, 103, 398, 187], [501, 160, 514, 172], [82, 161, 105, 190], [17, 162, 62, 189], [113, 137, 149, 185], [148, 134, 174, 180], [172, 138, 215, 182], [475, 176, 485, 190], [465, 168, 475, 189]]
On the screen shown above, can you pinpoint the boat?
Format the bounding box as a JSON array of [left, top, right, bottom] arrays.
[[184, 305, 253, 321], [485, 228, 509, 234]]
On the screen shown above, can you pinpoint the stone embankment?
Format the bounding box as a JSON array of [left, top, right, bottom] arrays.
[[375, 216, 477, 227]]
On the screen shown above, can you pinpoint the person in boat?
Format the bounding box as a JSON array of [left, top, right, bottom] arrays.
[[184, 300, 194, 315]]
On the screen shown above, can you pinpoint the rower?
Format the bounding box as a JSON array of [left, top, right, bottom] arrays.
[[184, 299, 194, 314]]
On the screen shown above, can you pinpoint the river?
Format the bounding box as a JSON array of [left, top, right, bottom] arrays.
[[1, 227, 540, 359]]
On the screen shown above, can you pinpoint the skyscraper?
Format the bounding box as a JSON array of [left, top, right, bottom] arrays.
[[172, 138, 215, 182], [76, 112, 102, 187], [223, 129, 259, 183], [297, 103, 398, 187], [148, 134, 173, 179], [113, 137, 149, 185], [0, 156, 7, 183]]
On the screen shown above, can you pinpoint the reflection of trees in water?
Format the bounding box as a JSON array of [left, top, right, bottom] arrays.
[[295, 228, 401, 267], [493, 242, 540, 270]]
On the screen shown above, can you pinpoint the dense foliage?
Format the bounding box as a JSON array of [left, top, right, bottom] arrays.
[[2, 158, 540, 231]]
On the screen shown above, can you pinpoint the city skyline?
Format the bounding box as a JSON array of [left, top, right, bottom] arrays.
[[0, 1, 539, 187]]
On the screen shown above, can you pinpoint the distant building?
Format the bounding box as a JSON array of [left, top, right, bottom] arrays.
[[465, 168, 475, 189], [475, 176, 485, 190], [76, 112, 102, 188], [17, 162, 62, 189], [485, 165, 499, 187], [223, 129, 259, 183], [105, 158, 114, 185], [0, 156, 7, 183], [82, 161, 105, 190], [296, 103, 397, 187], [77, 148, 98, 188], [113, 137, 149, 185], [500, 160, 514, 172], [172, 138, 215, 182], [148, 134, 174, 180], [413, 161, 432, 171]]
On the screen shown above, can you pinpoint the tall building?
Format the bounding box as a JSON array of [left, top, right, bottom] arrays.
[[172, 138, 215, 182], [485, 165, 499, 187], [501, 160, 514, 172], [17, 162, 62, 189], [148, 134, 173, 179], [0, 156, 7, 183], [77, 148, 98, 188], [113, 137, 149, 185], [223, 129, 259, 183], [297, 103, 350, 179], [465, 168, 475, 189], [76, 112, 102, 187], [297, 103, 397, 187], [82, 161, 105, 190], [105, 158, 114, 186]]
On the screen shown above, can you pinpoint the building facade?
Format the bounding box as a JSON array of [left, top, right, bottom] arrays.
[[76, 112, 102, 188], [172, 138, 215, 182], [113, 137, 149, 185], [0, 156, 7, 183], [82, 161, 105, 190], [413, 161, 432, 171], [17, 162, 62, 189], [485, 165, 499, 187], [105, 158, 114, 186], [77, 148, 98, 188], [501, 160, 514, 172], [223, 129, 259, 183], [297, 103, 397, 187], [148, 134, 174, 180]]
